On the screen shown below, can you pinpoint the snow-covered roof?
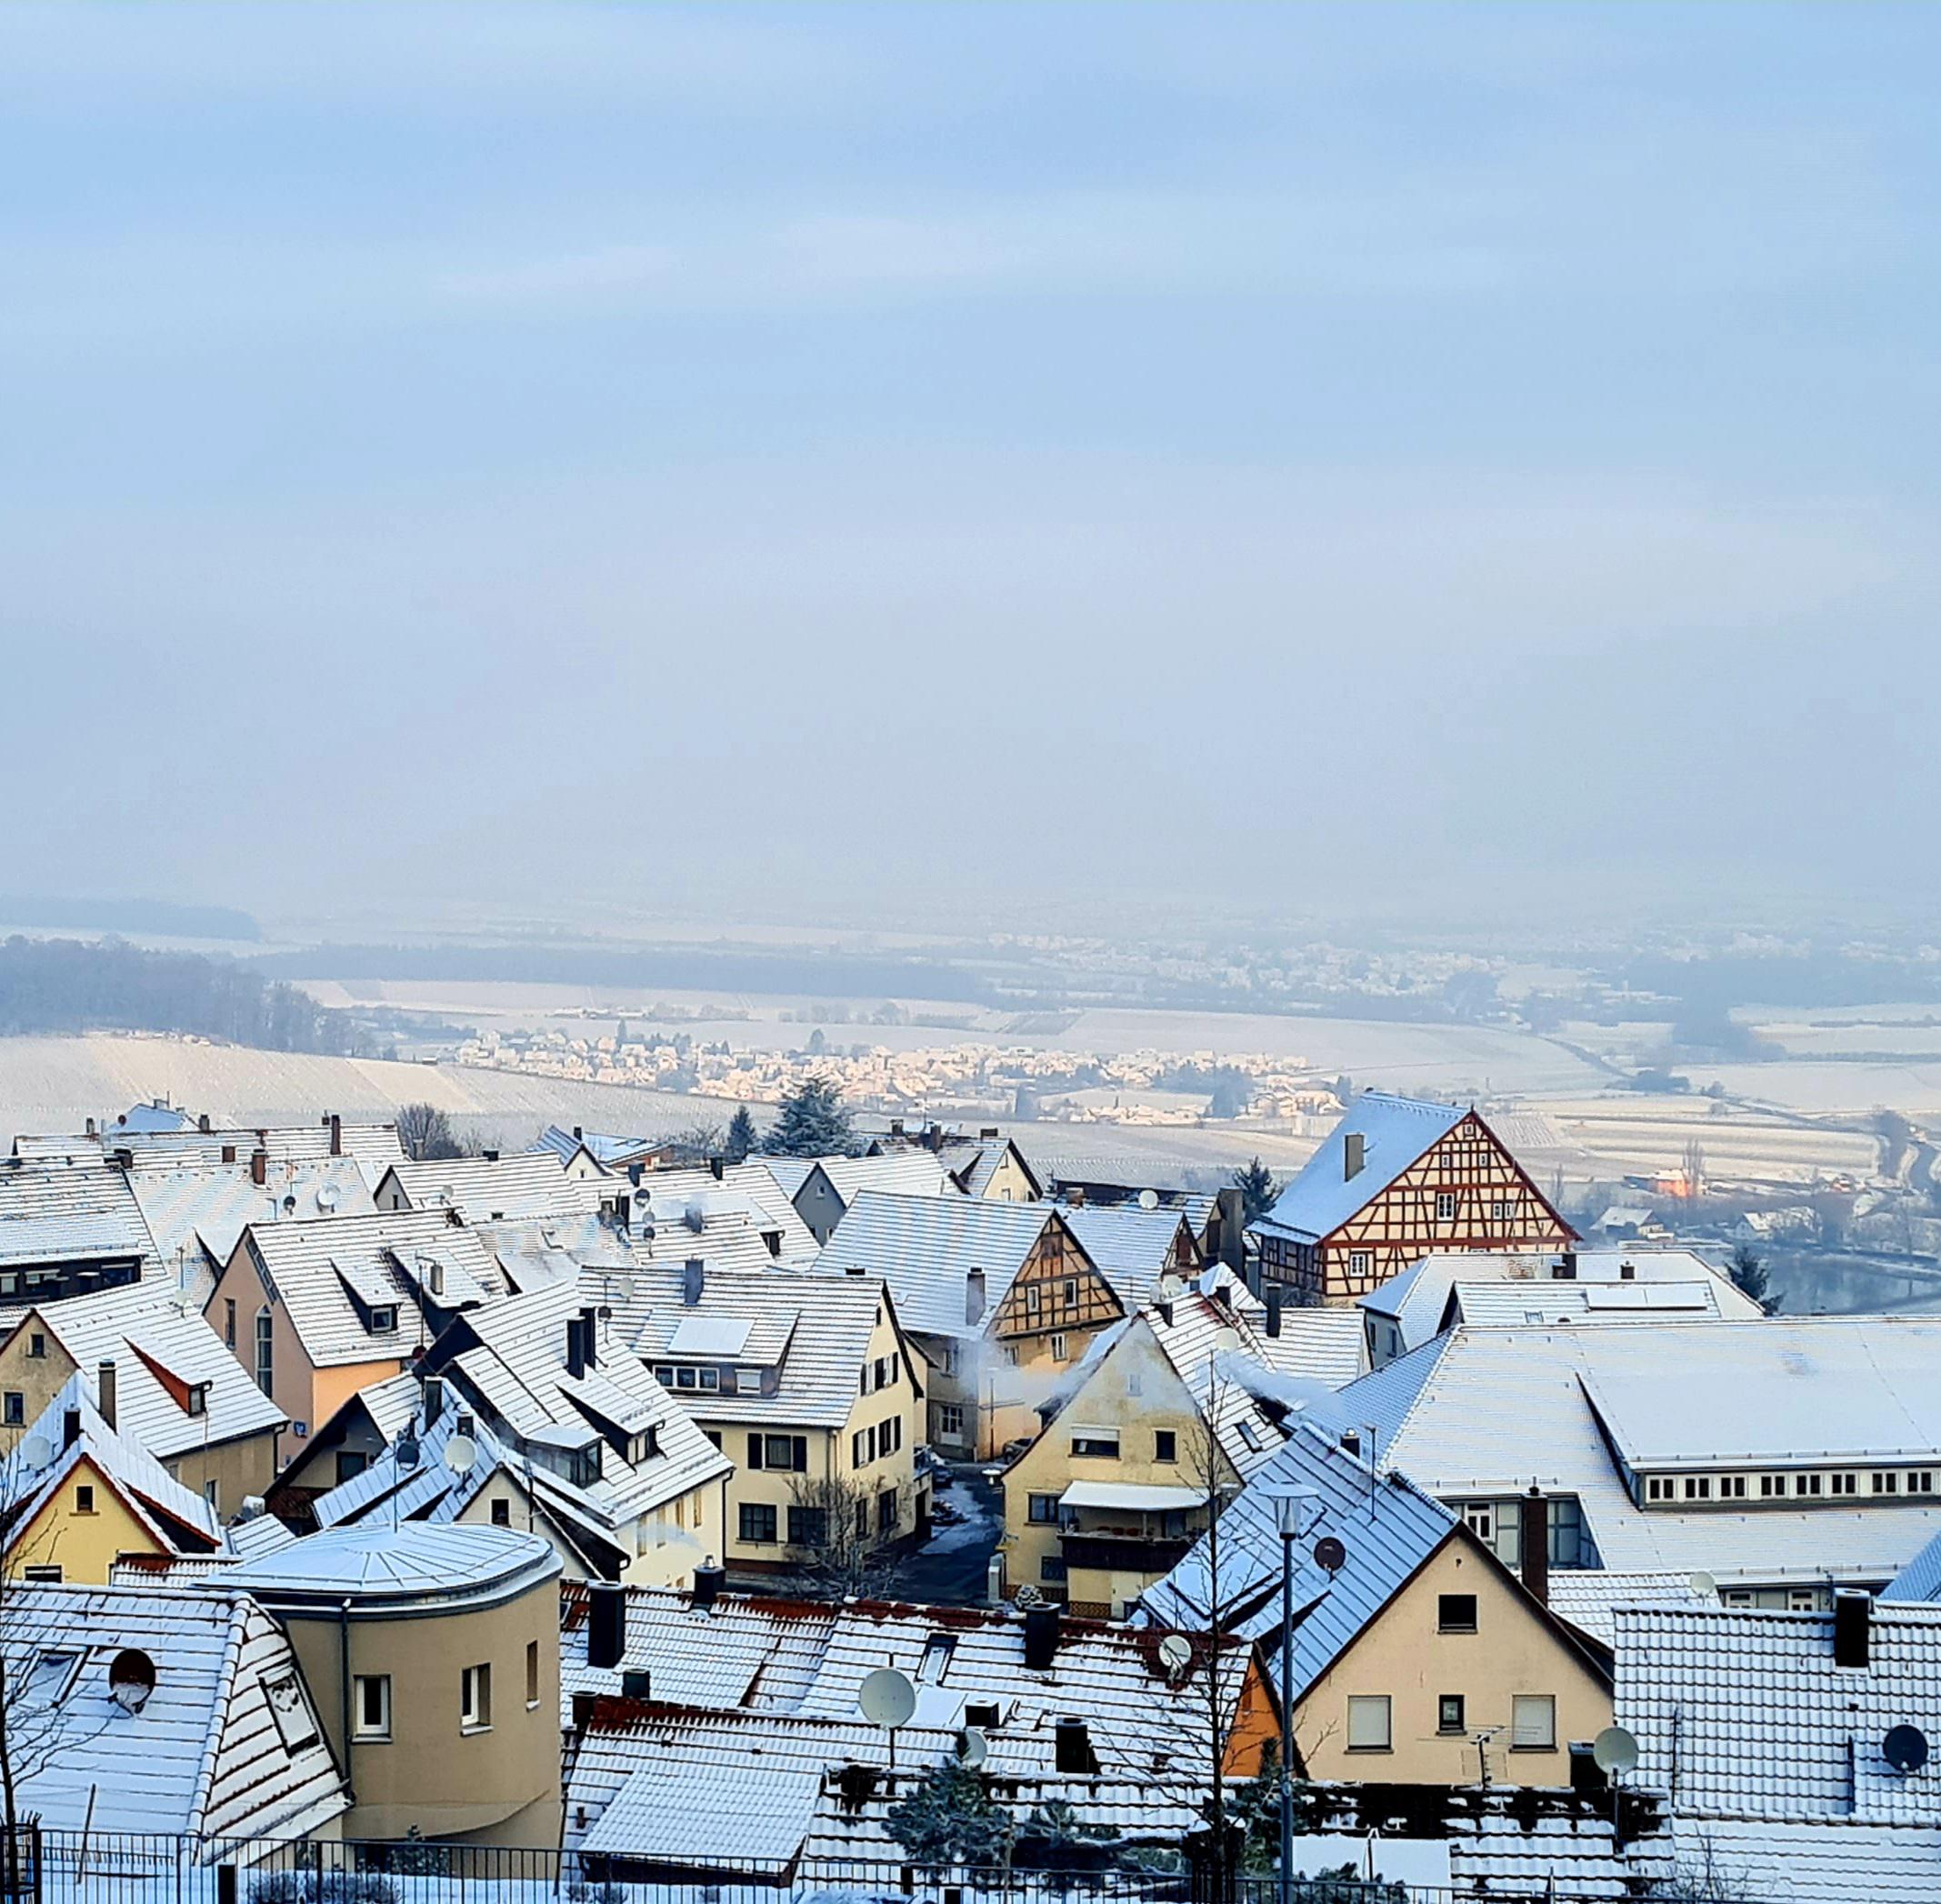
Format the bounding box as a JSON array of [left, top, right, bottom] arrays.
[[0, 1158, 156, 1271], [0, 1279, 285, 1458], [812, 1192, 1066, 1339], [1616, 1601, 1941, 1825], [0, 1581, 347, 1840], [1252, 1093, 1467, 1245], [205, 1519, 559, 1609], [378, 1150, 596, 1221], [128, 1157, 377, 1291], [1886, 1528, 1941, 1605], [1326, 1319, 1941, 1585], [1056, 1203, 1198, 1305]]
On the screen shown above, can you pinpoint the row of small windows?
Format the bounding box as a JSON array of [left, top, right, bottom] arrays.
[[1643, 1469, 1936, 1503], [1346, 1692, 1556, 1753], [349, 1646, 541, 1742], [738, 1490, 898, 1547], [851, 1415, 903, 1468]]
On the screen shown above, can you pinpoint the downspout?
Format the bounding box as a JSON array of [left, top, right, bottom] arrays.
[[339, 1599, 356, 1806]]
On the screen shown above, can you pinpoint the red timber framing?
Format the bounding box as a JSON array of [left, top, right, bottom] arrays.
[[1266, 1110, 1576, 1305]]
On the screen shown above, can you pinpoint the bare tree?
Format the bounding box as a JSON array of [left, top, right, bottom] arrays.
[[395, 1101, 466, 1161], [783, 1473, 910, 1598], [1681, 1137, 1706, 1198]]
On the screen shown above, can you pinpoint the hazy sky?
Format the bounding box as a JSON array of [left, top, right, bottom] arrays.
[[2, 4, 1936, 934]]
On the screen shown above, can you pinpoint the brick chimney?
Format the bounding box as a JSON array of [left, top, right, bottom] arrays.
[[1518, 1487, 1549, 1606]]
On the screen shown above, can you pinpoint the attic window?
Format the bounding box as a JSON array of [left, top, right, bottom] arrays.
[[918, 1633, 956, 1684], [19, 1649, 81, 1711], [185, 1384, 209, 1418], [265, 1674, 321, 1754], [367, 1306, 398, 1335], [26, 1335, 45, 1361]]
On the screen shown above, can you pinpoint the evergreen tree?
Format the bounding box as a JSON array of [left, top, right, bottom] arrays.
[[1729, 1243, 1779, 1313], [724, 1106, 758, 1164], [1013, 1800, 1121, 1873], [884, 1760, 1013, 1868], [763, 1076, 857, 1157], [1233, 1156, 1280, 1225]]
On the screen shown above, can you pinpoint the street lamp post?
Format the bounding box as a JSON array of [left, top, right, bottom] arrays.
[[1275, 1488, 1320, 1904]]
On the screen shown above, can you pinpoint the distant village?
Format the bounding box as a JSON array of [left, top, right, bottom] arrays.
[[0, 1085, 1933, 1901]]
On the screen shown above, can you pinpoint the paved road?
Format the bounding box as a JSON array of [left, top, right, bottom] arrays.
[[891, 1466, 1004, 1606]]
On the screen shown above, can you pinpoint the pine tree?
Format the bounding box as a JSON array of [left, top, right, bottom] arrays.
[[1233, 1156, 1279, 1225], [1013, 1800, 1121, 1873], [724, 1107, 757, 1164], [1729, 1243, 1779, 1313], [763, 1077, 857, 1157], [884, 1760, 1013, 1868]]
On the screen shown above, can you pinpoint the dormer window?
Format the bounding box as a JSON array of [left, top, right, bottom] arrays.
[[625, 1428, 660, 1465], [568, 1441, 603, 1488], [368, 1306, 398, 1335], [186, 1383, 209, 1418]]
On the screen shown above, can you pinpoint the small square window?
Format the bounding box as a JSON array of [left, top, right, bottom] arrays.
[[1438, 1594, 1477, 1634], [491, 1498, 511, 1527], [1346, 1695, 1391, 1751], [74, 1485, 95, 1516], [25, 1335, 45, 1361], [1155, 1429, 1177, 1464], [2, 1393, 22, 1428], [368, 1306, 397, 1334], [1437, 1694, 1466, 1734], [1028, 1493, 1063, 1525], [1435, 1192, 1457, 1221]]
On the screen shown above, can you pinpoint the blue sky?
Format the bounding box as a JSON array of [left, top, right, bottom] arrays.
[[2, 4, 1936, 930]]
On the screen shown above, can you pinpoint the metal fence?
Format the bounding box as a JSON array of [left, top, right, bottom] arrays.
[[0, 1834, 1556, 1904]]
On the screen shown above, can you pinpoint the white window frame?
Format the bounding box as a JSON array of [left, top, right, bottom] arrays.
[[1347, 1250, 1372, 1276], [353, 1673, 392, 1740], [1435, 1192, 1457, 1222], [460, 1662, 492, 1734]]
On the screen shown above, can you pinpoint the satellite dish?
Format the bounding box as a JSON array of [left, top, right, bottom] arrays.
[[445, 1434, 477, 1475], [1313, 1536, 1347, 1575], [1157, 1634, 1194, 1676], [1688, 1571, 1717, 1598], [316, 1184, 340, 1213], [395, 1435, 421, 1471], [956, 1725, 989, 1768], [1137, 1188, 1160, 1211], [108, 1648, 157, 1714], [17, 1436, 52, 1474], [1593, 1725, 1640, 1775], [856, 1666, 917, 1729], [1884, 1725, 1930, 1774]]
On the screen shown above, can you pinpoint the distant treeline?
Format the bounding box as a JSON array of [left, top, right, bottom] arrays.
[[250, 942, 1005, 1005], [0, 937, 360, 1053], [0, 896, 261, 941]]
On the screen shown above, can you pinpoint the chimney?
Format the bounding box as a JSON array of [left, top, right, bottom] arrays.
[[587, 1580, 627, 1670], [1519, 1487, 1549, 1607], [890, 1119, 905, 1137], [965, 1268, 986, 1327], [682, 1260, 705, 1308], [85, 1117, 96, 1137], [627, 1162, 643, 1188], [708, 1156, 725, 1182], [250, 1149, 267, 1187], [1266, 1287, 1284, 1338], [980, 1127, 999, 1140], [114, 1147, 134, 1171], [1620, 1259, 1636, 1281], [615, 1194, 632, 1232], [1344, 1132, 1366, 1181], [424, 1375, 444, 1428], [328, 1113, 342, 1157], [565, 1316, 588, 1379], [1339, 1429, 1362, 1458], [1055, 1717, 1097, 1773], [570, 1691, 597, 1732], [1023, 1604, 1062, 1672], [198, 1114, 211, 1135], [573, 1126, 584, 1141], [221, 1143, 236, 1165], [1216, 1187, 1246, 1269], [63, 1408, 81, 1449], [482, 1148, 499, 1163], [692, 1559, 725, 1610], [1067, 1185, 1086, 1208], [1834, 1589, 1871, 1669], [97, 1361, 117, 1432], [621, 1668, 652, 1700], [579, 1306, 599, 1368], [1552, 1251, 1578, 1280], [1155, 1296, 1175, 1328]]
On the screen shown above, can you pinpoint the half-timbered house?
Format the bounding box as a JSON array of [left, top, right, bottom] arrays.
[[1251, 1093, 1576, 1304]]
